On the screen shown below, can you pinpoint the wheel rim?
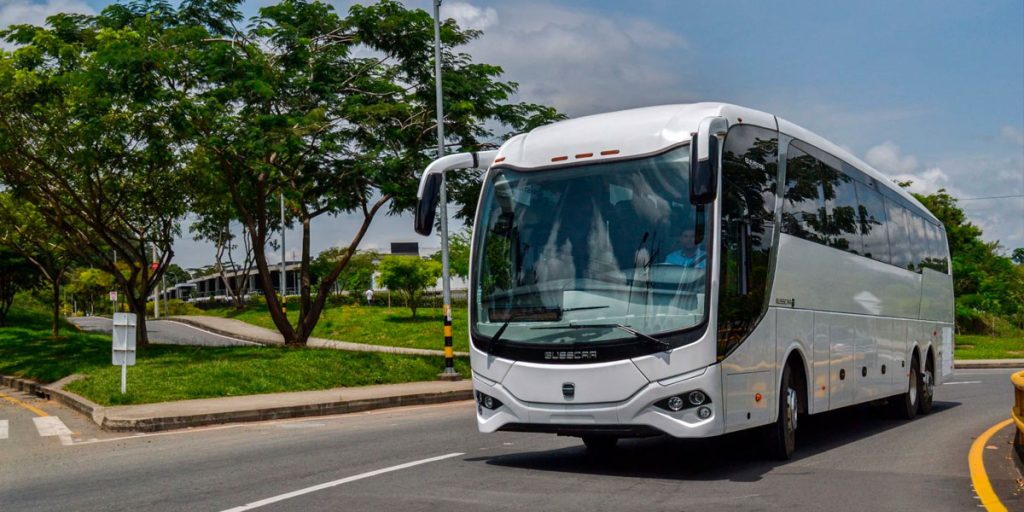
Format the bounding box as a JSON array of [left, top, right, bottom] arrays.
[[786, 386, 798, 437], [922, 369, 933, 400]]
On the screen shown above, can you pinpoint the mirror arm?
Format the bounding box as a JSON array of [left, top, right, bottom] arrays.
[[414, 150, 499, 236]]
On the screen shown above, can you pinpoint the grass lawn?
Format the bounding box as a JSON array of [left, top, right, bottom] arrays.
[[955, 333, 1024, 360], [199, 303, 470, 352], [0, 302, 468, 406]]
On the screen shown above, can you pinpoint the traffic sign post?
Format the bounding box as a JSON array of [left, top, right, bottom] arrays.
[[112, 313, 137, 395]]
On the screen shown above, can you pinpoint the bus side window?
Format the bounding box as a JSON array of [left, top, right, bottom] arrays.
[[823, 167, 862, 254], [908, 213, 929, 273], [717, 125, 778, 358], [855, 182, 891, 264], [782, 144, 826, 243], [933, 224, 950, 273], [885, 200, 913, 271]]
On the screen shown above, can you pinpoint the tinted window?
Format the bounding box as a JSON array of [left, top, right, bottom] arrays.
[[933, 224, 950, 273], [885, 199, 913, 270], [718, 125, 778, 358], [908, 214, 929, 273], [855, 182, 890, 263], [825, 170, 862, 254], [782, 144, 826, 243], [921, 222, 948, 273]]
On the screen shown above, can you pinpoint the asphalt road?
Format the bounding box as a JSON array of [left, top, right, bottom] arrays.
[[1, 369, 1020, 511], [67, 316, 259, 347]]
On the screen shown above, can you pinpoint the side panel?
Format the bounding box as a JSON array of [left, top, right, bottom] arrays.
[[827, 315, 855, 409], [722, 310, 776, 433], [776, 308, 819, 413]]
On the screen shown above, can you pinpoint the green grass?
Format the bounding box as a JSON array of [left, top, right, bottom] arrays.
[[955, 333, 1024, 360], [0, 301, 468, 406], [198, 303, 470, 352]]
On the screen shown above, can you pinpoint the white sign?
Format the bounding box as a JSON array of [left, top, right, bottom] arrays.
[[112, 313, 137, 395], [109, 290, 118, 302]]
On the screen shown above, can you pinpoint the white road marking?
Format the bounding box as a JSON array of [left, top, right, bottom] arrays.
[[0, 420, 8, 440], [945, 381, 983, 385], [33, 416, 74, 446], [220, 452, 464, 512]]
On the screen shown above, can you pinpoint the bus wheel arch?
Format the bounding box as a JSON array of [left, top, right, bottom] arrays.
[[768, 352, 807, 460], [782, 350, 809, 415]]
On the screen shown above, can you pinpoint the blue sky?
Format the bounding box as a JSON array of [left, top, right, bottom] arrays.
[[2, 0, 1022, 269]]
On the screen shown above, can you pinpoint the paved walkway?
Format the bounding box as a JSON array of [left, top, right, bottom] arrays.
[[168, 315, 469, 357]]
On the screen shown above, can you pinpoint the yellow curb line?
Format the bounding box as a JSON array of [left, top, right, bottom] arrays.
[[0, 390, 50, 417], [969, 418, 1013, 512]]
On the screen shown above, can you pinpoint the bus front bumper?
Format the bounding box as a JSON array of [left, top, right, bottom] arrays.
[[473, 363, 723, 438]]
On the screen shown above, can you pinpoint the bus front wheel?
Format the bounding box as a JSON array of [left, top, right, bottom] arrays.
[[768, 364, 798, 460]]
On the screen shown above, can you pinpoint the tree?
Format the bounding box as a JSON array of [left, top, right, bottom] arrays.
[[66, 267, 115, 317], [430, 229, 470, 280], [378, 256, 441, 317], [163, 264, 193, 287], [311, 248, 378, 297], [184, 0, 562, 345], [1013, 248, 1024, 265], [0, 194, 78, 336], [0, 247, 38, 326], [0, 4, 196, 346]]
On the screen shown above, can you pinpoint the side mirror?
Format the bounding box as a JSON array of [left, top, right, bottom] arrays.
[[414, 172, 443, 236], [690, 117, 723, 205]]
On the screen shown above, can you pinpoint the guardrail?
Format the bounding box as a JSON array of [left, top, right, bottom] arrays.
[[1012, 371, 1024, 460]]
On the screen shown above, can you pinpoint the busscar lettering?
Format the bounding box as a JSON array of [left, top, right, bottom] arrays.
[[544, 350, 598, 360]]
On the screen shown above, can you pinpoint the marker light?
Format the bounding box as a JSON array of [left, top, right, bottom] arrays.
[[697, 406, 712, 419], [476, 392, 503, 410], [688, 390, 707, 406], [667, 396, 685, 412]]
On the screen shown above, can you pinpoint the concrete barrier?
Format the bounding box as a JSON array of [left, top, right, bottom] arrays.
[[1012, 371, 1024, 461]]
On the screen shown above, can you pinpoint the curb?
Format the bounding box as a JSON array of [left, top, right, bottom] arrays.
[[955, 361, 1024, 370], [3, 373, 473, 433]]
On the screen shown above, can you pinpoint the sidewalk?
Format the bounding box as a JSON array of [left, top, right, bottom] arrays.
[[169, 315, 469, 357], [2, 374, 474, 433]]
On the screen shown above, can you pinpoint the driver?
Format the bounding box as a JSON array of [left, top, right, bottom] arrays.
[[664, 228, 706, 268]]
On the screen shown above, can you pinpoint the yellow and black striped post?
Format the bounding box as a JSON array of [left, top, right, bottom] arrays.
[[443, 303, 455, 372]]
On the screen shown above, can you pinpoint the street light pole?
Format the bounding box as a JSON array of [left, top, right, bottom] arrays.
[[434, 0, 459, 380]]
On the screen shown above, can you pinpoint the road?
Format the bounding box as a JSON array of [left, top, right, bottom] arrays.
[[0, 369, 1019, 511], [68, 316, 258, 347]]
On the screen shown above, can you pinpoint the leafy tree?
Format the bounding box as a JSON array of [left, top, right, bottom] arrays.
[[378, 256, 441, 317], [0, 4, 198, 346], [66, 267, 115, 317], [162, 264, 193, 287], [0, 248, 38, 326], [183, 0, 562, 345], [311, 248, 378, 296], [0, 194, 78, 336], [430, 229, 470, 280], [1013, 248, 1024, 265]]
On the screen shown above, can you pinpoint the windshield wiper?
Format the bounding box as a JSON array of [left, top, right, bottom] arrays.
[[488, 305, 609, 349], [531, 322, 670, 349]]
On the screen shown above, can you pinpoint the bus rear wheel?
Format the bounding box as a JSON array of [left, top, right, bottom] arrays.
[[918, 358, 934, 415], [768, 364, 798, 460], [890, 359, 920, 420]]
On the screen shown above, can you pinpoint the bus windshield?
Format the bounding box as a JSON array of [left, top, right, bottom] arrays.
[[472, 146, 709, 348]]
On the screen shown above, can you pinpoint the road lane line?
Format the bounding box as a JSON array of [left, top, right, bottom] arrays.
[[220, 452, 465, 511], [946, 381, 982, 385], [968, 418, 1012, 512], [0, 420, 8, 440], [32, 416, 75, 446], [0, 391, 49, 417]]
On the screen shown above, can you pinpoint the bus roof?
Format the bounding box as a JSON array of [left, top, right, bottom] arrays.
[[495, 102, 938, 224]]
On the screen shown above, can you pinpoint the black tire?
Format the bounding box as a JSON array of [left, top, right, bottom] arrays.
[[918, 358, 934, 415], [890, 359, 920, 420], [582, 435, 618, 453], [768, 364, 798, 460]]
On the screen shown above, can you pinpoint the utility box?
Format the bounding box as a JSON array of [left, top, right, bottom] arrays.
[[112, 312, 137, 366]]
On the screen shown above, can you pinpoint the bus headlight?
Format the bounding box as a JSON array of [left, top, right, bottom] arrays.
[[476, 391, 503, 410], [666, 396, 685, 412], [656, 390, 712, 413], [697, 406, 713, 419], [688, 390, 707, 406]]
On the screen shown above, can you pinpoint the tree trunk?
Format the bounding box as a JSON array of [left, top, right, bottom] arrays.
[[128, 296, 150, 349], [51, 278, 60, 337]]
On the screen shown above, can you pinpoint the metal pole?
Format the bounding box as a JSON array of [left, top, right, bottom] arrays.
[[280, 193, 287, 312], [121, 361, 126, 395], [434, 0, 458, 380]]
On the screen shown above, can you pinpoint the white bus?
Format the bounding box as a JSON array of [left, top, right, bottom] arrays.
[[415, 103, 954, 459]]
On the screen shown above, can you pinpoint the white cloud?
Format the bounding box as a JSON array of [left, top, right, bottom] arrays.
[[0, 0, 92, 27], [445, 1, 691, 116], [1001, 125, 1024, 146], [864, 141, 921, 175]]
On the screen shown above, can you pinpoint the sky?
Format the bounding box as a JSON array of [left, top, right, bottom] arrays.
[[2, 0, 1022, 270]]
